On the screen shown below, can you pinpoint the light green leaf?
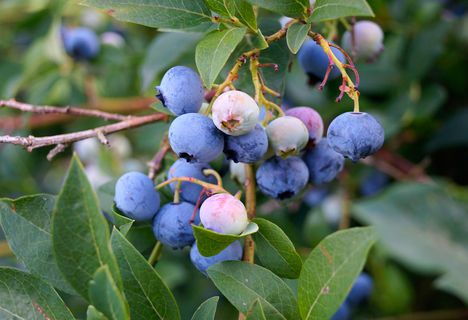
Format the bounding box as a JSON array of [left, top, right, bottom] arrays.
[[89, 266, 130, 320], [150, 100, 176, 116], [204, 0, 236, 17], [0, 195, 75, 294], [310, 0, 374, 22], [196, 27, 247, 88], [111, 229, 181, 320], [192, 222, 258, 256], [52, 155, 121, 299], [112, 205, 134, 236], [298, 227, 376, 320], [87, 306, 109, 320], [191, 296, 219, 320], [252, 218, 302, 279], [233, 0, 257, 31], [81, 0, 213, 29], [245, 0, 309, 18], [0, 267, 75, 320], [353, 182, 468, 304], [207, 261, 300, 320], [286, 22, 310, 54], [246, 299, 267, 320]]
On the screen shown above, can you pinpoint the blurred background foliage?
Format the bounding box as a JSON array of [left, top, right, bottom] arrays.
[[0, 0, 468, 318]]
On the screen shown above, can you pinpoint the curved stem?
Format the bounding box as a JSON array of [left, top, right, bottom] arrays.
[[173, 180, 182, 204], [156, 177, 227, 194], [203, 168, 223, 187], [148, 241, 163, 266], [242, 164, 256, 262]]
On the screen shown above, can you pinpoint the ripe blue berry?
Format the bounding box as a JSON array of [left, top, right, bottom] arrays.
[[303, 138, 345, 184], [114, 172, 160, 221], [224, 124, 268, 163], [190, 241, 243, 276], [212, 90, 259, 136], [331, 302, 351, 320], [327, 112, 384, 162], [266, 116, 309, 157], [167, 159, 216, 204], [346, 272, 373, 306], [169, 113, 224, 163], [152, 202, 200, 249], [342, 21, 384, 62], [62, 27, 100, 60], [200, 193, 249, 235], [298, 40, 346, 81], [256, 157, 309, 200], [286, 107, 324, 144], [156, 66, 204, 116]]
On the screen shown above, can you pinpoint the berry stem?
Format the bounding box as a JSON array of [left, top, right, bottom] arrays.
[[148, 241, 163, 266], [156, 177, 227, 194], [202, 169, 223, 187], [173, 180, 182, 204]]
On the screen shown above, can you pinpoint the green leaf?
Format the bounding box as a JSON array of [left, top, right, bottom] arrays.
[[192, 222, 258, 256], [112, 205, 134, 236], [286, 23, 310, 54], [298, 227, 376, 320], [81, 0, 213, 29], [353, 182, 468, 304], [150, 101, 176, 116], [246, 299, 267, 320], [191, 296, 219, 320], [207, 261, 300, 319], [252, 218, 302, 279], [140, 32, 201, 91], [52, 155, 121, 299], [87, 306, 109, 320], [196, 28, 247, 88], [204, 0, 236, 17], [0, 195, 74, 294], [232, 0, 257, 31], [245, 0, 309, 18], [89, 265, 130, 320], [111, 229, 181, 320], [0, 267, 75, 320], [310, 0, 374, 22]]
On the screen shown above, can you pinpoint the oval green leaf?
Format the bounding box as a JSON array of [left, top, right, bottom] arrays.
[[191, 296, 219, 320], [309, 0, 374, 22], [245, 0, 309, 18], [286, 22, 310, 54]]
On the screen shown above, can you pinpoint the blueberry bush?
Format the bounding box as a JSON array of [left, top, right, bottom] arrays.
[[0, 0, 467, 319]]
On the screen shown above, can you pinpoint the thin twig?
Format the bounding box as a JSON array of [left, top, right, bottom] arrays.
[[147, 136, 171, 180]]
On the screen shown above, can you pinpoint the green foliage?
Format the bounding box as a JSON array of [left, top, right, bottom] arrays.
[[191, 296, 219, 320], [245, 0, 309, 18], [286, 23, 310, 54], [310, 0, 374, 22]]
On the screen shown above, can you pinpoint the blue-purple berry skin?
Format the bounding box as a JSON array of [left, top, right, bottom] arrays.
[[327, 112, 384, 162], [303, 138, 345, 185], [152, 202, 200, 249], [331, 302, 351, 320], [190, 241, 243, 276], [286, 107, 324, 143], [156, 66, 204, 116], [360, 170, 389, 196], [298, 40, 346, 80], [114, 172, 160, 221], [256, 157, 309, 200], [346, 272, 373, 306], [169, 113, 224, 163], [167, 159, 216, 204], [224, 124, 268, 163], [62, 27, 100, 60]]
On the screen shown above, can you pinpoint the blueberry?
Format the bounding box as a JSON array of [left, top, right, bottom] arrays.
[[152, 202, 200, 249], [342, 21, 384, 62], [200, 193, 249, 235], [304, 187, 329, 208], [156, 66, 204, 116], [169, 113, 224, 163], [303, 138, 344, 184], [331, 302, 351, 320], [62, 27, 100, 60], [346, 272, 373, 306], [286, 107, 324, 144], [167, 159, 216, 204], [224, 124, 268, 163], [327, 112, 384, 162], [212, 90, 259, 136], [256, 157, 309, 200], [229, 161, 246, 184], [114, 172, 160, 221], [266, 116, 309, 157], [298, 40, 346, 81], [360, 170, 389, 196], [190, 241, 243, 276]]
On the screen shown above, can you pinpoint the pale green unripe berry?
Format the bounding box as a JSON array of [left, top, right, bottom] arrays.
[[342, 21, 384, 62], [266, 116, 309, 157]]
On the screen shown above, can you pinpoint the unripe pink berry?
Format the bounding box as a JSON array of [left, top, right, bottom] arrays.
[[342, 21, 384, 62], [200, 193, 249, 235], [286, 107, 324, 143]]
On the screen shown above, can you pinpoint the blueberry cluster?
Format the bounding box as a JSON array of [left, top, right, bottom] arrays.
[[332, 273, 374, 320]]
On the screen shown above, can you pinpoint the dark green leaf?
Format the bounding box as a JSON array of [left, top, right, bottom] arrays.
[[191, 296, 219, 320], [252, 218, 302, 279], [111, 229, 181, 320], [245, 0, 309, 18], [246, 299, 267, 320], [112, 205, 134, 236], [0, 267, 75, 320], [89, 265, 130, 320], [87, 306, 109, 320], [81, 0, 213, 29], [427, 108, 468, 152], [298, 227, 376, 320], [0, 195, 74, 294], [207, 261, 300, 319], [204, 0, 236, 17], [310, 0, 374, 22], [286, 22, 310, 54], [192, 222, 258, 256], [52, 155, 121, 299], [233, 0, 257, 31], [150, 101, 176, 116], [196, 28, 247, 88]]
